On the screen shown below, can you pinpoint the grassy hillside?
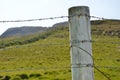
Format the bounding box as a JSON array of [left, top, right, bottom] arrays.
[[0, 27, 71, 80], [91, 20, 120, 37], [0, 20, 120, 80]]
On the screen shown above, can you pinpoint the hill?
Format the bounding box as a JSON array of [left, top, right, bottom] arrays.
[[52, 21, 68, 28], [0, 20, 120, 80], [1, 20, 120, 38], [47, 20, 120, 37], [1, 26, 47, 38]]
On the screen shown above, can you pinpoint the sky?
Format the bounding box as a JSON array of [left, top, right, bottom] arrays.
[[0, 0, 120, 35]]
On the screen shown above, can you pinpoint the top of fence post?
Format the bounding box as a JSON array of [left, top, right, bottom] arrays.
[[69, 6, 90, 16]]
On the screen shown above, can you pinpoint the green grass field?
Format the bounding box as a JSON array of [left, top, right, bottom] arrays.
[[0, 21, 120, 80]]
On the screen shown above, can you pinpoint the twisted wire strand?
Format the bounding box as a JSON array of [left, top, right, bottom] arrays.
[[70, 45, 111, 80]]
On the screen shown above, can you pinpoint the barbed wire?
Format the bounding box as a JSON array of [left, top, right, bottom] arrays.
[[0, 16, 68, 23], [0, 40, 120, 51], [90, 16, 108, 20], [0, 43, 69, 51], [0, 40, 120, 53], [95, 66, 120, 69], [70, 40, 120, 44], [93, 41, 120, 44], [0, 15, 110, 23], [0, 65, 120, 73], [0, 66, 71, 73]]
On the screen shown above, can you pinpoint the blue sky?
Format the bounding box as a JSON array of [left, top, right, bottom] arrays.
[[0, 0, 120, 35]]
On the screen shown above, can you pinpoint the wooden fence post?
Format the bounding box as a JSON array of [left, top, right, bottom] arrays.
[[69, 6, 94, 80]]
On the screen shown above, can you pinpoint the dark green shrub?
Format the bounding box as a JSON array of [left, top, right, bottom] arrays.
[[18, 74, 28, 79], [0, 76, 3, 78], [29, 73, 42, 78], [44, 71, 58, 75], [116, 59, 120, 62], [1, 76, 11, 80]]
